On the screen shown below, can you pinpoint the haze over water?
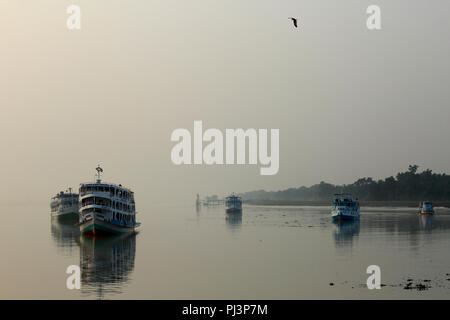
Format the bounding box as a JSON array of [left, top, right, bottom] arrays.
[[1, 1, 450, 205], [1, 1, 450, 300], [2, 203, 450, 299]]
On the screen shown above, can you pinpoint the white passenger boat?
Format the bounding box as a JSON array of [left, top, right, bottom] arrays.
[[226, 194, 242, 214], [418, 201, 434, 215], [77, 166, 140, 236], [331, 194, 360, 221], [50, 188, 79, 221]]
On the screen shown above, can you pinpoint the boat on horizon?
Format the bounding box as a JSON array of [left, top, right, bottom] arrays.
[[226, 193, 242, 214], [77, 166, 140, 236], [331, 193, 360, 221], [418, 201, 434, 215], [50, 188, 79, 221]]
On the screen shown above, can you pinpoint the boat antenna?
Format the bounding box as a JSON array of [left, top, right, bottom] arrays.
[[96, 165, 103, 183]]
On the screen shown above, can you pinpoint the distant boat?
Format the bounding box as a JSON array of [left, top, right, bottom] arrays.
[[77, 166, 140, 236], [418, 201, 434, 215], [331, 194, 360, 221], [226, 193, 242, 214], [50, 188, 79, 221]]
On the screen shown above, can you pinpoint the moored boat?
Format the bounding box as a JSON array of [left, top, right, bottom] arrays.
[[418, 201, 434, 215], [226, 193, 242, 214], [77, 166, 140, 236], [331, 193, 360, 221], [50, 188, 79, 221]]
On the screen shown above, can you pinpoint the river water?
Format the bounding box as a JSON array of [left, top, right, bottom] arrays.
[[1, 203, 450, 299]]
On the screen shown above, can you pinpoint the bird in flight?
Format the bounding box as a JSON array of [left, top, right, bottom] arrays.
[[289, 17, 298, 28]]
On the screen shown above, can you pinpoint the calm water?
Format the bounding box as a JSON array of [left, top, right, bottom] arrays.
[[1, 203, 450, 299]]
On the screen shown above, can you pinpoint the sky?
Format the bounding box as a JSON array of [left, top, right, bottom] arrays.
[[1, 0, 449, 205]]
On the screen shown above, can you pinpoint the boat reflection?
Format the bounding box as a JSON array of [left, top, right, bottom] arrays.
[[419, 214, 433, 231], [332, 220, 360, 247], [78, 233, 137, 298], [226, 213, 242, 232], [50, 219, 80, 255]]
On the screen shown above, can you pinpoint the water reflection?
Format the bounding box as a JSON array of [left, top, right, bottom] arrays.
[[78, 234, 137, 299], [226, 213, 242, 232], [332, 220, 360, 247], [50, 218, 80, 255], [419, 215, 433, 231], [360, 210, 450, 235], [50, 218, 137, 299]]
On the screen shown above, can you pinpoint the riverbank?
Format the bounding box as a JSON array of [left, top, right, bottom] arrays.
[[244, 199, 450, 208]]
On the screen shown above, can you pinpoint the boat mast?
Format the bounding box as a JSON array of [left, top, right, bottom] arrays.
[[96, 165, 103, 183]]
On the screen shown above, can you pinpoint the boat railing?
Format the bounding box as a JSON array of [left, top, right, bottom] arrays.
[[79, 191, 134, 202], [79, 181, 132, 190]]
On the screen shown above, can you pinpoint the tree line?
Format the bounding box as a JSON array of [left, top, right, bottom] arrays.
[[241, 165, 450, 201]]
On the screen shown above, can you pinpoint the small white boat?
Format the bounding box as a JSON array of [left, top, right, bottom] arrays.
[[418, 201, 434, 215], [50, 188, 79, 221], [78, 166, 140, 236], [226, 194, 242, 214], [331, 194, 360, 221]]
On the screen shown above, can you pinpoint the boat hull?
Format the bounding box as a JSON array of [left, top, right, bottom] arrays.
[[418, 205, 434, 215], [331, 210, 360, 221], [226, 208, 242, 214], [51, 211, 79, 222], [79, 218, 138, 236]]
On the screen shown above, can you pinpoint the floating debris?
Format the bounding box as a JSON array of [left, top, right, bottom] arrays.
[[403, 281, 431, 291]]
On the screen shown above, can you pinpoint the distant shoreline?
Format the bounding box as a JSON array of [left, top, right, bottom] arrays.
[[245, 200, 450, 208]]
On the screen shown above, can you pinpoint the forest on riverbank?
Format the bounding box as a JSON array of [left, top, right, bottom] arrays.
[[241, 165, 450, 203]]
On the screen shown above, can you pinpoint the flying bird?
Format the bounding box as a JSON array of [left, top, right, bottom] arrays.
[[289, 17, 298, 28]]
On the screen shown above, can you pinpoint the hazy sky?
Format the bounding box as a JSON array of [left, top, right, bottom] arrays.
[[1, 1, 449, 205]]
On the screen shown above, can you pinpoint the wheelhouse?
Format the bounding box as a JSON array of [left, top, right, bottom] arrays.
[[333, 193, 359, 208], [226, 195, 242, 204]]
